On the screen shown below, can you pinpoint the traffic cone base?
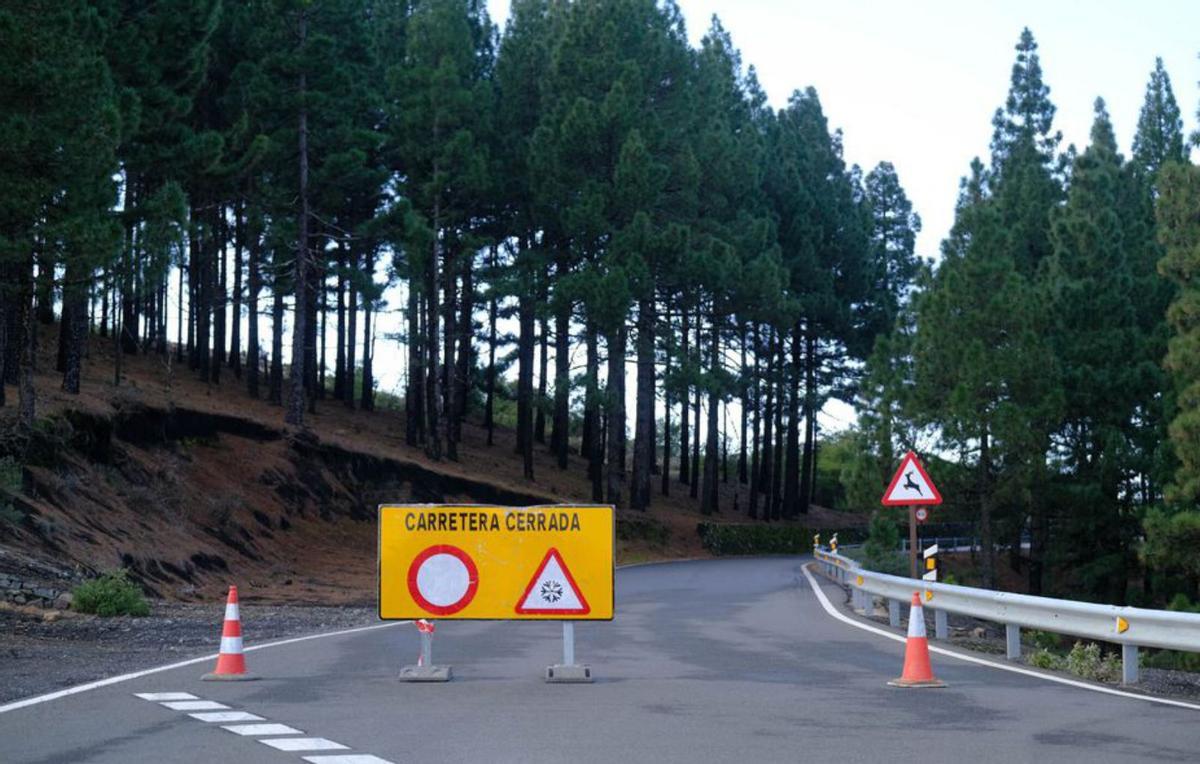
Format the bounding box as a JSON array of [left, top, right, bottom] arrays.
[[889, 592, 946, 689], [202, 585, 259, 681]]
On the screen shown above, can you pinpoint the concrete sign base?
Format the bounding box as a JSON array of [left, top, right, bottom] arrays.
[[545, 664, 592, 683], [399, 665, 452, 682]]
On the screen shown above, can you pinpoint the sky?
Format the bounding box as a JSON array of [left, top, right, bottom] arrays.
[[488, 0, 1200, 261]]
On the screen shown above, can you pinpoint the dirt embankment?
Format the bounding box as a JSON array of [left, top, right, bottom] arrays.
[[1, 400, 565, 606]]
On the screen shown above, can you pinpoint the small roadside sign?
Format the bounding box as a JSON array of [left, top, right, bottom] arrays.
[[379, 504, 614, 620], [881, 451, 943, 506]]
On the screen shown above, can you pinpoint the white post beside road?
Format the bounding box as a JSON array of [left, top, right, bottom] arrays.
[[1006, 624, 1021, 660], [563, 622, 575, 666], [1122, 644, 1139, 685]]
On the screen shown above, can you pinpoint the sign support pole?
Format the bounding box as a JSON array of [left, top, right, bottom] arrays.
[[546, 621, 591, 684], [563, 622, 575, 666], [909, 505, 919, 579], [421, 629, 433, 668]]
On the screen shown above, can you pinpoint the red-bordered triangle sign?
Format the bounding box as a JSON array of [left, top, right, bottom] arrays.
[[515, 548, 591, 615], [881, 450, 943, 506]]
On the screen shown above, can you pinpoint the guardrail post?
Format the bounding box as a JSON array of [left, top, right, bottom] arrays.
[[1122, 644, 1139, 685], [889, 599, 900, 627], [1006, 624, 1021, 660], [935, 609, 948, 640]]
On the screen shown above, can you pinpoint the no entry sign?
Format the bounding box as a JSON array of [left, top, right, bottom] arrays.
[[378, 505, 614, 620]]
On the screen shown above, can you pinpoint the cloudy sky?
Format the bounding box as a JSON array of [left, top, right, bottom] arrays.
[[488, 0, 1199, 261]]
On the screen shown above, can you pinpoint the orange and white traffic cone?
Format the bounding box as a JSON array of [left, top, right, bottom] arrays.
[[202, 585, 258, 681], [888, 592, 946, 688]]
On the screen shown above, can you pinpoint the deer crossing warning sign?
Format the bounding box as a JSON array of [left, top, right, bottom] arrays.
[[378, 505, 614, 620]]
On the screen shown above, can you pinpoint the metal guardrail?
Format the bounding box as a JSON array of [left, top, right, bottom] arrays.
[[812, 546, 1200, 685]]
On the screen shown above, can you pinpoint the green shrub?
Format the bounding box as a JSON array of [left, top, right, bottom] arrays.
[[1166, 593, 1200, 613], [72, 570, 150, 617], [1142, 648, 1200, 673], [1065, 641, 1121, 682], [697, 523, 810, 556], [1028, 648, 1064, 670], [861, 512, 907, 575], [0, 456, 20, 491], [618, 516, 670, 546]]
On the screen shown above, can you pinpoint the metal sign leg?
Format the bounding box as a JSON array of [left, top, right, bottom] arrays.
[[400, 621, 452, 682], [546, 621, 592, 683]]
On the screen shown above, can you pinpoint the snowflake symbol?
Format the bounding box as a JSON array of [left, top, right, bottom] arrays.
[[540, 580, 564, 603]]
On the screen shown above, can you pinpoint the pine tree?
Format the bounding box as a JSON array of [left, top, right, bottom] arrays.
[[0, 1, 121, 423], [1157, 162, 1200, 505], [913, 159, 1059, 588], [1045, 100, 1140, 600]]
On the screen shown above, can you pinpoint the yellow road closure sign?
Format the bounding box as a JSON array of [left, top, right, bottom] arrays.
[[378, 504, 614, 620]]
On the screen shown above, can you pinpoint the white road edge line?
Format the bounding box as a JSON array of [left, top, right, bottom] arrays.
[[801, 564, 1200, 712], [0, 621, 406, 715]]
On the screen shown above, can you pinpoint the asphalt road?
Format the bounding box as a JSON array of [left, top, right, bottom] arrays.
[[1, 557, 1196, 763]]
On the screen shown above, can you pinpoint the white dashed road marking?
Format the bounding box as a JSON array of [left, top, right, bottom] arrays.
[[160, 700, 229, 711], [136, 692, 395, 762], [222, 723, 303, 736], [190, 711, 265, 723], [260, 738, 350, 752], [134, 693, 198, 701]]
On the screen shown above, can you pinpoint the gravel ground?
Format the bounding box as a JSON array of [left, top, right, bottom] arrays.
[[0, 602, 380, 705]]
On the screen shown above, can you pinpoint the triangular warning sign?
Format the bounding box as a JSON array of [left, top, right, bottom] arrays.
[[515, 548, 591, 615], [881, 450, 943, 506]]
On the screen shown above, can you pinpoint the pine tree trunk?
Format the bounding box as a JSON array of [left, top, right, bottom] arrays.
[[455, 256, 471, 447], [783, 323, 802, 519], [701, 306, 720, 515], [246, 211, 261, 399], [319, 271, 328, 400], [56, 300, 70, 374], [484, 246, 498, 446], [748, 324, 761, 519], [175, 263, 183, 363], [362, 287, 375, 411], [270, 282, 284, 406], [690, 312, 701, 499], [517, 282, 535, 479], [305, 264, 318, 406], [443, 249, 457, 460], [662, 379, 672, 496], [229, 204, 243, 377], [678, 304, 690, 486], [631, 296, 655, 511], [798, 330, 816, 515], [18, 250, 36, 431], [771, 346, 784, 521], [979, 426, 994, 588], [345, 246, 358, 410], [99, 269, 109, 340], [61, 259, 87, 394], [424, 159, 442, 459], [585, 321, 601, 501], [406, 277, 423, 445], [334, 250, 346, 401], [738, 324, 748, 483], [196, 208, 212, 381], [606, 326, 626, 508], [535, 311, 548, 444], [551, 254, 570, 468], [213, 207, 226, 375], [286, 21, 309, 427]]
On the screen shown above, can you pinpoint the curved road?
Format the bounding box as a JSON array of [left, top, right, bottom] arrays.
[[1, 558, 1195, 763]]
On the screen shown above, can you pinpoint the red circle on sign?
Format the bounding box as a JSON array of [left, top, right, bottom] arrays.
[[407, 545, 479, 615], [915, 507, 929, 522]]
